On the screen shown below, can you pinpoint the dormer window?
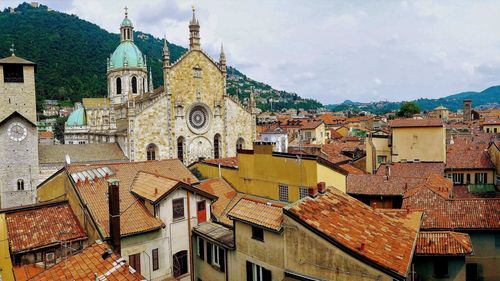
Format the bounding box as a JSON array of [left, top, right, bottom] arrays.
[[193, 67, 202, 78], [4, 64, 23, 83]]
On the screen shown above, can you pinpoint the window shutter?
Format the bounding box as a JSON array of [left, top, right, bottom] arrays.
[[199, 238, 205, 261], [485, 173, 488, 183], [246, 261, 253, 281], [219, 248, 225, 272], [263, 267, 272, 281], [207, 242, 212, 264]]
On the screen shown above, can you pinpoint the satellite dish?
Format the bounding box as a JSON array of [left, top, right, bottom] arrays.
[[65, 154, 71, 165]]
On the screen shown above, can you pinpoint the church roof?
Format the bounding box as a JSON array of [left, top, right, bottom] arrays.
[[121, 17, 133, 27], [110, 41, 144, 69], [66, 107, 87, 126], [0, 55, 35, 65]]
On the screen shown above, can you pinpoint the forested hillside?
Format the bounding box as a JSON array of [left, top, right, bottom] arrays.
[[0, 3, 322, 111]]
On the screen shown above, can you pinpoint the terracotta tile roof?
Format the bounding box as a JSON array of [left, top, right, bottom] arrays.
[[228, 198, 283, 231], [328, 129, 343, 139], [130, 172, 180, 204], [38, 131, 53, 139], [74, 177, 163, 237], [317, 114, 346, 125], [404, 174, 453, 199], [375, 162, 445, 178], [203, 157, 239, 168], [346, 116, 373, 123], [29, 242, 145, 280], [5, 202, 87, 254], [320, 142, 363, 163], [13, 265, 45, 281], [403, 177, 500, 230], [339, 163, 366, 174], [197, 178, 239, 226], [347, 174, 425, 196], [389, 118, 443, 128], [260, 123, 286, 134], [286, 188, 421, 277], [483, 117, 500, 125], [416, 231, 473, 256], [39, 144, 128, 165], [445, 143, 494, 170], [300, 120, 323, 130]]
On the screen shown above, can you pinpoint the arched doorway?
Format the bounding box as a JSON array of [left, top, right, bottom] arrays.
[[173, 250, 188, 277], [236, 137, 245, 150]]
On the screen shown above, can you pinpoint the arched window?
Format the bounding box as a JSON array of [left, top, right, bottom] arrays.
[[236, 138, 245, 151], [116, 77, 122, 95], [17, 179, 24, 191], [131, 77, 137, 94], [146, 143, 158, 161], [173, 250, 188, 277], [177, 137, 184, 163], [214, 134, 221, 159]]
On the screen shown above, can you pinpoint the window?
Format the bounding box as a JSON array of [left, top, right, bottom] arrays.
[[251, 226, 264, 241], [177, 137, 184, 163], [131, 76, 138, 94], [212, 244, 220, 267], [237, 138, 245, 150], [172, 198, 184, 220], [173, 250, 188, 277], [129, 253, 141, 273], [452, 173, 464, 185], [466, 173, 471, 184], [466, 263, 478, 281], [495, 128, 498, 133], [279, 184, 288, 202], [486, 128, 490, 133], [214, 134, 221, 159], [17, 179, 24, 191], [206, 242, 225, 272], [305, 131, 312, 139], [299, 187, 309, 199], [154, 204, 160, 218], [152, 248, 159, 271], [475, 173, 487, 184], [193, 67, 202, 78], [433, 258, 448, 278], [116, 77, 122, 95], [246, 261, 271, 281], [146, 143, 158, 160], [197, 236, 205, 260], [3, 64, 23, 83], [377, 155, 387, 164]]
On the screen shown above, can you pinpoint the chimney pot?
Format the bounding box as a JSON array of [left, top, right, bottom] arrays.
[[317, 182, 326, 194], [154, 187, 158, 196], [308, 186, 318, 198]]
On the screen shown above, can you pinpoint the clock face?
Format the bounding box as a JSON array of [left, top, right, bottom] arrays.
[[8, 122, 27, 142]]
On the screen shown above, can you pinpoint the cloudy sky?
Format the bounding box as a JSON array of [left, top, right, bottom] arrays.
[[3, 0, 500, 104]]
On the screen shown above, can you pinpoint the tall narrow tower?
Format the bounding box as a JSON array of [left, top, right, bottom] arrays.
[[189, 6, 201, 50], [463, 99, 472, 122]]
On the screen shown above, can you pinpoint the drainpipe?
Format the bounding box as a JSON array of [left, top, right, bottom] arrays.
[[187, 192, 194, 281], [218, 163, 222, 178], [107, 179, 121, 254]]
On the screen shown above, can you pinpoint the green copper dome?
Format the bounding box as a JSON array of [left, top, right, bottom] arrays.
[[66, 108, 87, 126], [110, 41, 144, 69], [121, 17, 133, 27]]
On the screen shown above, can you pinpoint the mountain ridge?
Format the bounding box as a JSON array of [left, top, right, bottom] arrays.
[[0, 2, 322, 111]]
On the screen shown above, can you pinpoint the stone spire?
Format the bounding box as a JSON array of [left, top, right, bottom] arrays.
[[189, 6, 201, 50], [162, 37, 170, 67], [149, 67, 154, 92], [219, 43, 226, 73]]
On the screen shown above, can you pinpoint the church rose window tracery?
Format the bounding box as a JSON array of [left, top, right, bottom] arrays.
[[188, 105, 209, 132]]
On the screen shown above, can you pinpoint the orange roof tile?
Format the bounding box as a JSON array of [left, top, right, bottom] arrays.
[[197, 178, 240, 226], [347, 174, 425, 196], [228, 198, 283, 231], [5, 202, 86, 254], [376, 162, 445, 178], [339, 163, 366, 174], [14, 265, 46, 281], [203, 157, 239, 168], [130, 172, 180, 203], [38, 131, 53, 139], [29, 242, 145, 280], [300, 120, 323, 130], [286, 188, 421, 278], [416, 231, 473, 256], [446, 143, 494, 170], [389, 118, 443, 128], [403, 178, 500, 230]]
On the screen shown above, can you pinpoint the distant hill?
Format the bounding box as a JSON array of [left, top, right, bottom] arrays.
[[0, 2, 322, 111], [328, 86, 500, 114]]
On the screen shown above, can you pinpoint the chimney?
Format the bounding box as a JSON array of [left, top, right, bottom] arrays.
[[359, 243, 365, 251], [385, 164, 391, 178], [317, 182, 326, 194], [308, 186, 318, 198], [107, 179, 121, 254]]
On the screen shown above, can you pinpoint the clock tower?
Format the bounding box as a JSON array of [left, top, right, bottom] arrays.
[[0, 49, 39, 208]]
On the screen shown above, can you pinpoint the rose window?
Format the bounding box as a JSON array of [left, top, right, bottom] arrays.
[[189, 105, 208, 130]]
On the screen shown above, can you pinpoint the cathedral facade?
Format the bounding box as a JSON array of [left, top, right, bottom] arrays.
[[65, 8, 256, 165]]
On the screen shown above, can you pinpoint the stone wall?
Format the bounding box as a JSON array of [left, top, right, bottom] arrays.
[[0, 65, 37, 124]]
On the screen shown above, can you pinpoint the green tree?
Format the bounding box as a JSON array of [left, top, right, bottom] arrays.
[[396, 102, 420, 118], [53, 116, 67, 143]]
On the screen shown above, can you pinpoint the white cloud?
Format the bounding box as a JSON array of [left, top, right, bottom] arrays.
[[2, 0, 500, 104]]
